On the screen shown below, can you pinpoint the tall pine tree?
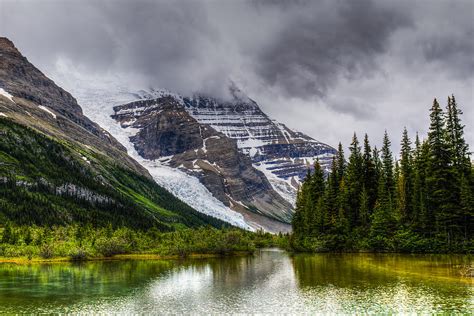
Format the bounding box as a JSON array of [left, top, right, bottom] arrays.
[[426, 98, 456, 243], [345, 133, 364, 228], [398, 127, 413, 224], [381, 131, 395, 212]]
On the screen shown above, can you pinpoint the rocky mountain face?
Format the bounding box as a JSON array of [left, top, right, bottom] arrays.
[[0, 37, 229, 230], [112, 97, 293, 228], [136, 86, 337, 204]]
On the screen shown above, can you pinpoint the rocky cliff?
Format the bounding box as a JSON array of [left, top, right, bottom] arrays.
[[112, 97, 293, 227], [138, 86, 337, 204]]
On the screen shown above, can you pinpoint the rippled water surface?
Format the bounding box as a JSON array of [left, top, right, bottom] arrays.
[[0, 249, 472, 314]]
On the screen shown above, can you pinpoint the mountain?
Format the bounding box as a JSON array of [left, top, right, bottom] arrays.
[[0, 37, 232, 230], [44, 58, 336, 234], [112, 97, 293, 230], [179, 84, 337, 203], [126, 86, 337, 200], [107, 87, 337, 231], [47, 66, 337, 231]]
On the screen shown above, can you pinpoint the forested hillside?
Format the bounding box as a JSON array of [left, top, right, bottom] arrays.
[[292, 96, 473, 253], [0, 118, 227, 230]]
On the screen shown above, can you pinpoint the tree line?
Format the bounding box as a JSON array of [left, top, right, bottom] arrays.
[[291, 96, 473, 252]]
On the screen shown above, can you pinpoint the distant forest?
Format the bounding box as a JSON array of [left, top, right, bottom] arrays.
[[292, 96, 473, 253]]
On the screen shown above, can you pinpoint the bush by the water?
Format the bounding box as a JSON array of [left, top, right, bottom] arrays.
[[0, 224, 287, 260]]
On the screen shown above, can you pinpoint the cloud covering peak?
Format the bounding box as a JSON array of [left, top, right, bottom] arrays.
[[1, 0, 472, 150]]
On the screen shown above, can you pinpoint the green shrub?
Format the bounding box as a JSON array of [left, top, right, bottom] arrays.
[[95, 237, 128, 257], [69, 247, 87, 261], [39, 244, 54, 259]]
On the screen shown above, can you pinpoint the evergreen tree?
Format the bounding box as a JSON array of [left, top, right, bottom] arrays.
[[369, 196, 396, 251], [345, 133, 364, 227], [445, 95, 472, 243], [292, 170, 312, 236], [292, 188, 306, 235], [336, 142, 345, 183], [426, 98, 457, 243], [398, 127, 413, 223], [381, 131, 395, 212], [446, 95, 471, 176], [362, 134, 377, 211], [307, 161, 326, 236], [325, 157, 339, 226], [412, 136, 430, 234], [337, 178, 350, 234]]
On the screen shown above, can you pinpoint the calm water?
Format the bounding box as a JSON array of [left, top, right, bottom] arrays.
[[0, 249, 472, 314]]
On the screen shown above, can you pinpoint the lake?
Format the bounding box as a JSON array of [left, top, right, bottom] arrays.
[[0, 249, 472, 314]]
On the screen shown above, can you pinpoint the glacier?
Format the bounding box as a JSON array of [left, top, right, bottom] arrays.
[[53, 70, 253, 230]]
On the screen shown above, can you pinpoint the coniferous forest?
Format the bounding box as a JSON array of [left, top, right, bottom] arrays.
[[291, 96, 473, 253]]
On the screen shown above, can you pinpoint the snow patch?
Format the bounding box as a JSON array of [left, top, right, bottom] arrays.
[[253, 161, 298, 205], [38, 106, 57, 119], [201, 136, 220, 154], [0, 113, 8, 117], [0, 88, 14, 103]]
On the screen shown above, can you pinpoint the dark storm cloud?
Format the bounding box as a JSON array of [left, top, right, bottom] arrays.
[[1, 0, 472, 101], [1, 0, 224, 95], [0, 0, 473, 149], [421, 29, 474, 79], [253, 0, 412, 97]]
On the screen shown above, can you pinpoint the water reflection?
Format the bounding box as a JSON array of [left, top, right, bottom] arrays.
[[291, 253, 473, 314], [0, 250, 472, 314]]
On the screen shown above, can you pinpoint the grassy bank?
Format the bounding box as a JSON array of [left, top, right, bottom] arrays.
[[0, 251, 255, 264], [0, 224, 289, 263]]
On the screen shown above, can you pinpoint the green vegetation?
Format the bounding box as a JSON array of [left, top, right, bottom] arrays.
[[0, 114, 289, 263], [0, 118, 226, 230], [0, 224, 286, 261], [292, 96, 473, 253]]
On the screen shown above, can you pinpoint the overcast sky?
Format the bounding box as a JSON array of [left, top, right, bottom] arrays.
[[1, 0, 473, 154]]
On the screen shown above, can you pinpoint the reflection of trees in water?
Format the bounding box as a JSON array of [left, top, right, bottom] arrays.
[[0, 260, 174, 300], [291, 254, 398, 288], [190, 251, 284, 289], [2, 252, 472, 313], [291, 253, 473, 308]]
